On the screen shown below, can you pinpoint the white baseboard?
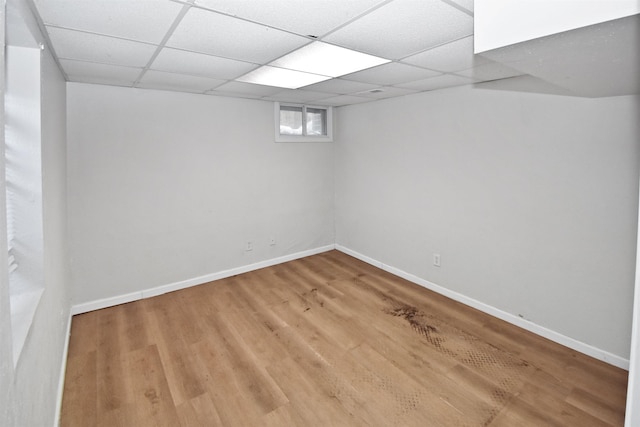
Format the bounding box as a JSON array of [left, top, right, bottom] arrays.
[[71, 290, 142, 315], [69, 242, 629, 370], [54, 311, 73, 427], [71, 245, 336, 315], [336, 245, 630, 370]]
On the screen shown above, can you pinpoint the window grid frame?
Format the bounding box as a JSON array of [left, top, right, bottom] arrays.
[[275, 102, 333, 143]]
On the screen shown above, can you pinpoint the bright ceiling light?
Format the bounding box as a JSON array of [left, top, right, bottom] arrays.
[[271, 42, 390, 77], [236, 65, 332, 89], [235, 42, 390, 89]]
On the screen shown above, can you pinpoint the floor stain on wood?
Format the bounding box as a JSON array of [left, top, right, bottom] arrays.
[[387, 305, 443, 348], [385, 303, 537, 425]]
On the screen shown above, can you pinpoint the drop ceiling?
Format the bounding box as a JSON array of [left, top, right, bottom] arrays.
[[28, 0, 639, 106]]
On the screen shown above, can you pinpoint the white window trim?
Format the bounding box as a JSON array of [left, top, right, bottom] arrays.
[[274, 102, 333, 143]]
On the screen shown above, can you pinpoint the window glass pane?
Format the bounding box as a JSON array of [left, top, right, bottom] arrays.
[[306, 108, 327, 136], [279, 106, 303, 135]]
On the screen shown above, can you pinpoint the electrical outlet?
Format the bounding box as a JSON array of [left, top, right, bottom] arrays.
[[246, 241, 253, 251], [269, 237, 276, 246], [433, 253, 441, 267]]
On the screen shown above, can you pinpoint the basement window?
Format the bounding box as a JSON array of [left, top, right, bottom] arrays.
[[275, 102, 333, 142]]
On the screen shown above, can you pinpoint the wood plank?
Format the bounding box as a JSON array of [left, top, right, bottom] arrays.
[[565, 387, 626, 426], [143, 296, 207, 406], [124, 345, 181, 427], [95, 306, 133, 414], [66, 309, 99, 358], [175, 393, 224, 427], [60, 351, 97, 427]]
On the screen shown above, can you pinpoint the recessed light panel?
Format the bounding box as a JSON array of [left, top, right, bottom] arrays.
[[270, 41, 390, 77], [236, 42, 390, 89], [236, 65, 332, 89]]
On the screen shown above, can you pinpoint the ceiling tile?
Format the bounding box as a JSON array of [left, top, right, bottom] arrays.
[[194, 0, 385, 37], [262, 89, 338, 103], [455, 62, 524, 81], [208, 92, 265, 100], [47, 26, 157, 67], [402, 36, 489, 72], [151, 48, 257, 80], [341, 62, 441, 85], [167, 7, 309, 64], [446, 0, 474, 13], [355, 86, 418, 99], [209, 81, 283, 97], [324, 0, 473, 59], [61, 59, 142, 86], [314, 94, 375, 106], [34, 0, 183, 44], [137, 70, 226, 93], [303, 78, 380, 94], [395, 74, 474, 91]]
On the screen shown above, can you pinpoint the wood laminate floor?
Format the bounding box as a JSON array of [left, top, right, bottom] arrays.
[[60, 250, 628, 426]]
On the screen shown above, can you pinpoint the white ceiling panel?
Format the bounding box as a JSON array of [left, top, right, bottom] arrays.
[[341, 62, 441, 86], [402, 36, 489, 72], [61, 59, 142, 86], [167, 7, 309, 64], [355, 86, 417, 99], [194, 0, 386, 37], [34, 0, 183, 44], [262, 89, 338, 103], [47, 27, 157, 67], [303, 78, 381, 94], [315, 94, 375, 106], [446, 0, 474, 13], [324, 0, 473, 59], [210, 81, 283, 97], [395, 74, 473, 91], [151, 48, 257, 80], [455, 62, 523, 81], [137, 70, 226, 93], [207, 92, 265, 100]]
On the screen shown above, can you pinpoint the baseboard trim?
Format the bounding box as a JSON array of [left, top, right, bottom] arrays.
[[71, 245, 336, 315], [54, 311, 73, 427], [335, 245, 629, 370]]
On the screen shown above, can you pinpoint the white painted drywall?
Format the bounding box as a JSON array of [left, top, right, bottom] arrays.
[[66, 84, 335, 305], [0, 0, 71, 424], [477, 15, 640, 98], [334, 85, 640, 359], [626, 179, 640, 424], [0, 3, 13, 423], [475, 0, 640, 53]]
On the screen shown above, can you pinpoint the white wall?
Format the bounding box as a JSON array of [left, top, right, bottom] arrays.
[[626, 199, 640, 424], [67, 84, 335, 305], [0, 0, 71, 424], [335, 86, 640, 359], [0, 3, 12, 422]]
